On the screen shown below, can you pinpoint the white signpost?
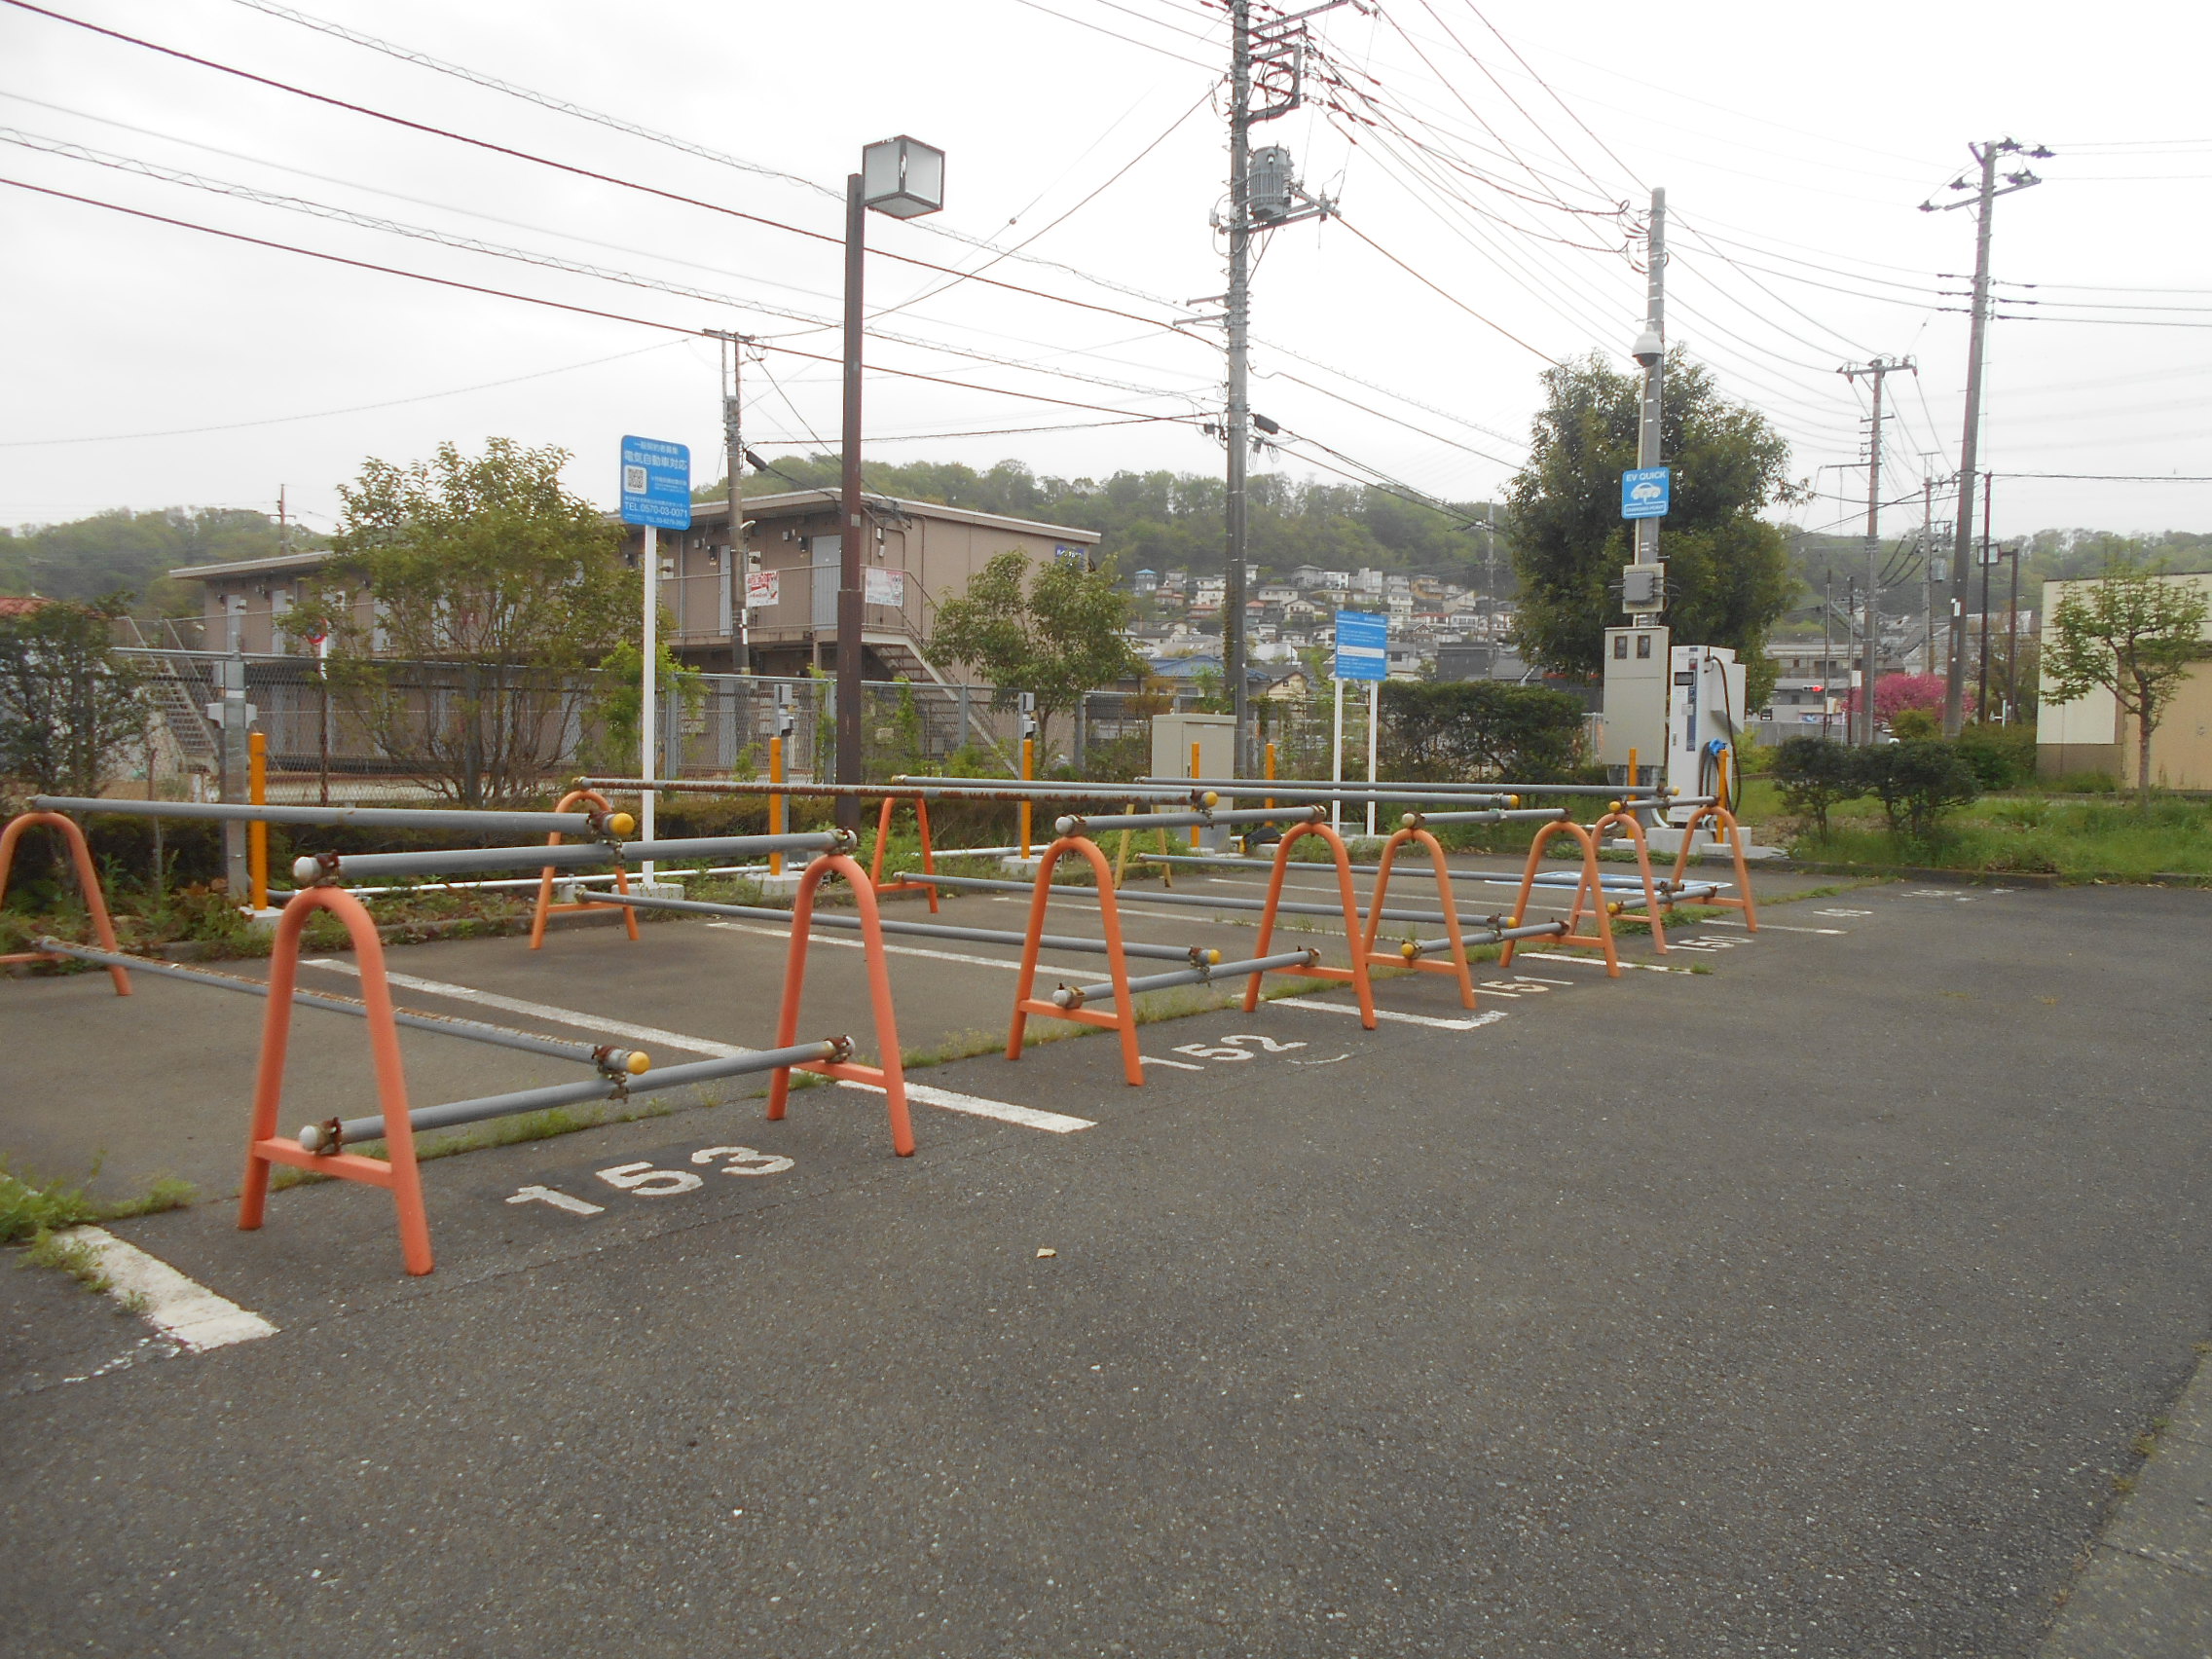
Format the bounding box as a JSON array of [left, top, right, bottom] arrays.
[[621, 436, 691, 879], [1331, 610, 1388, 837]]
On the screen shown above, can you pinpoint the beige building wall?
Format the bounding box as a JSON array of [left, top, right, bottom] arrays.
[[2037, 572, 2212, 788]]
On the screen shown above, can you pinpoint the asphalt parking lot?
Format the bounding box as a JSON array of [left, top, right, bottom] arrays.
[[5, 867, 2210, 1656]]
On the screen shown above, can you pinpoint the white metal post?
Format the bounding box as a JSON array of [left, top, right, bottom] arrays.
[[641, 523, 657, 881], [1330, 677, 1345, 836], [1365, 681, 1379, 839]]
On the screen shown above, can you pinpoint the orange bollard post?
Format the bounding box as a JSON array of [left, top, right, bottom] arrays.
[[1241, 818, 1375, 1027], [1591, 804, 1672, 952], [0, 811, 130, 994], [1007, 835, 1145, 1087], [1498, 818, 1622, 977], [239, 885, 431, 1274], [1360, 822, 1479, 1008], [1665, 801, 1759, 932], [867, 794, 941, 912], [768, 734, 786, 877], [528, 788, 639, 950], [1019, 737, 1035, 861], [247, 730, 269, 912], [763, 852, 913, 1156]]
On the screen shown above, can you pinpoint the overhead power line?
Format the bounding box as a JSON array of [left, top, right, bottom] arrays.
[[1, 0, 1207, 341], [0, 173, 1216, 428]]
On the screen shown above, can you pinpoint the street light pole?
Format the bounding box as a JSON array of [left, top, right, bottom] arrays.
[[837, 136, 945, 830], [837, 171, 866, 831]]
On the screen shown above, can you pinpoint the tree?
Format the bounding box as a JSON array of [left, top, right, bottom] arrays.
[[929, 550, 1139, 756], [0, 594, 148, 795], [1861, 740, 1980, 839], [298, 439, 635, 806], [2043, 555, 2210, 799], [1770, 736, 1862, 836], [1504, 351, 1800, 702]]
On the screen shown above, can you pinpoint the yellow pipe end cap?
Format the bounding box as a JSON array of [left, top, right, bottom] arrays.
[[626, 1051, 651, 1076], [608, 812, 637, 837], [1508, 794, 1521, 808], [1400, 941, 1419, 961], [1608, 800, 1623, 814], [1201, 792, 1219, 808], [1205, 948, 1222, 965], [1508, 915, 1521, 928], [1608, 901, 1624, 915]]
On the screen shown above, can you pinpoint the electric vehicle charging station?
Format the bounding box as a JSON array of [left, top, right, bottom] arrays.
[[1663, 645, 1746, 825]]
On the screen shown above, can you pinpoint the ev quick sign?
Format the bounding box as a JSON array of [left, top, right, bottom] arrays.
[[620, 435, 691, 530], [1621, 465, 1671, 520], [1333, 609, 1388, 682]]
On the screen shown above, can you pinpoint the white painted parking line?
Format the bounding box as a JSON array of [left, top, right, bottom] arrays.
[[1704, 919, 1844, 935], [300, 959, 755, 1058], [704, 920, 1094, 978], [1275, 999, 1509, 1032], [61, 1227, 276, 1352], [1514, 951, 1687, 973], [835, 1079, 1095, 1133], [1138, 1053, 1206, 1071]]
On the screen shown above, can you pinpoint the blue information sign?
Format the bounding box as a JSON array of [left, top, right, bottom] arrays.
[[1332, 609, 1388, 682], [1621, 465, 1671, 520], [620, 435, 692, 530]]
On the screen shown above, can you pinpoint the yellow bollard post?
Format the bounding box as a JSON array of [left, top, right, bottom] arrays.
[[1265, 741, 1276, 810], [1019, 736, 1034, 860], [1190, 740, 1202, 849], [247, 729, 268, 911], [768, 734, 786, 877]]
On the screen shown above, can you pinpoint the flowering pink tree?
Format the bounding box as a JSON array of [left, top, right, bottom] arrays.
[[1844, 673, 1946, 725]]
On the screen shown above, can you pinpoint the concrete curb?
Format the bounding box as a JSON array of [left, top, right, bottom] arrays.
[[2037, 1346, 2212, 1657]]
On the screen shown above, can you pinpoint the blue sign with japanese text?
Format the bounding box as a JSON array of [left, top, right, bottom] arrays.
[[620, 435, 691, 530], [1621, 465, 1671, 520], [1333, 609, 1388, 682]]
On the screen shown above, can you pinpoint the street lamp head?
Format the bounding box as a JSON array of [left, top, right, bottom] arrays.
[[861, 136, 946, 219], [1631, 327, 1663, 368]]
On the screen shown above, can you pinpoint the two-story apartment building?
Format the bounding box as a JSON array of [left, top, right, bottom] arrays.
[[172, 492, 1102, 686]]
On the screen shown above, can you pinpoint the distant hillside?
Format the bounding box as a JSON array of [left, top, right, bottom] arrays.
[[706, 455, 1510, 592], [0, 507, 313, 615]]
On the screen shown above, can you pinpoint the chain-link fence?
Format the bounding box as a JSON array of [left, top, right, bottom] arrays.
[[115, 650, 1169, 802]]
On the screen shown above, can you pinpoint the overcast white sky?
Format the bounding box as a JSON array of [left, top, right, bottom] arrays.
[[2, 0, 2208, 548]]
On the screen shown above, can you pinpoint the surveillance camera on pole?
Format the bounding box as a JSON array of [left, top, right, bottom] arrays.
[[1631, 328, 1663, 369]]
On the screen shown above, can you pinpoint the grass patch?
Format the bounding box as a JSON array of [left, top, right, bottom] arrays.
[[0, 1160, 100, 1245], [21, 1228, 114, 1294], [1783, 793, 2212, 880]]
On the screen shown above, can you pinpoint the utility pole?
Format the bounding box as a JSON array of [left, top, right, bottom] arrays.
[[2006, 539, 2021, 723], [1923, 138, 2048, 735], [1221, 0, 1342, 774], [706, 330, 754, 674], [1976, 476, 1995, 721], [1633, 188, 1667, 576], [1821, 573, 1834, 741], [1839, 357, 1913, 741]]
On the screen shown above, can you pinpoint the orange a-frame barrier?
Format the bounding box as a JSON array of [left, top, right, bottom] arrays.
[[0, 810, 130, 995], [239, 886, 433, 1274], [1587, 805, 1676, 953], [866, 793, 940, 912], [764, 852, 915, 1156], [1497, 819, 1622, 977], [1664, 801, 1759, 933], [528, 788, 639, 950], [1007, 835, 1146, 1088], [1359, 822, 1480, 1008], [1240, 819, 1376, 1027]]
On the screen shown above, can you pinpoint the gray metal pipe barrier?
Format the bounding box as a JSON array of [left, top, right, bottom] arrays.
[[582, 775, 1209, 806], [1395, 807, 1571, 826], [30, 795, 620, 837], [292, 831, 844, 885], [1050, 949, 1319, 1010], [300, 1039, 842, 1152], [897, 870, 1497, 930], [1400, 921, 1568, 957], [33, 939, 650, 1073], [582, 886, 1216, 965], [1054, 804, 1325, 837], [1143, 775, 1661, 799]]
